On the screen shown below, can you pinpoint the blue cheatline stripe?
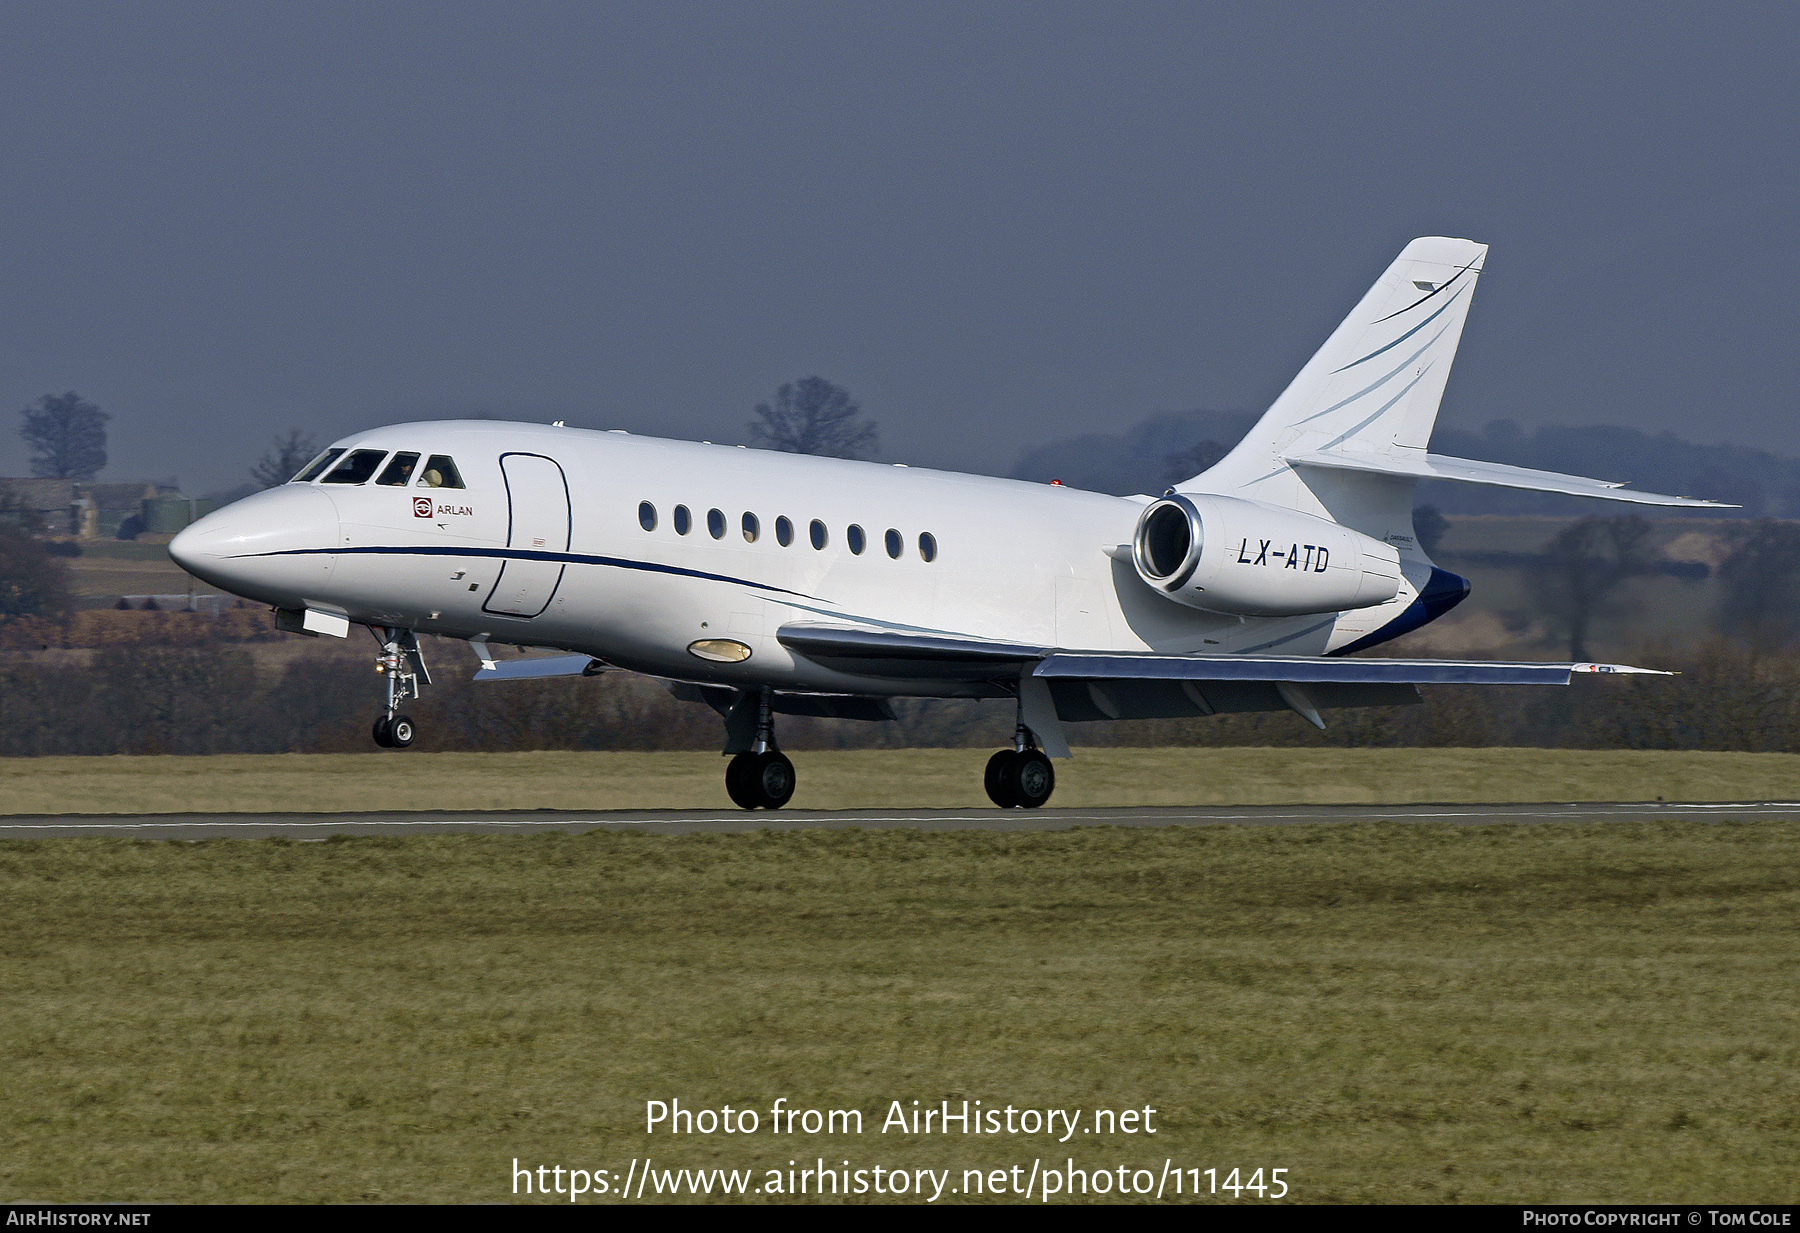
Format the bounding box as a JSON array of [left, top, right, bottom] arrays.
[[242, 544, 821, 601], [1331, 283, 1468, 373]]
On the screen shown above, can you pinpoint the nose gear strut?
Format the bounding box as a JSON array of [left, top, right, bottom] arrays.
[[371, 626, 430, 748]]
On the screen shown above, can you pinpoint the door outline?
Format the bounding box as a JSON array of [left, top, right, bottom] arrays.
[[482, 452, 571, 619]]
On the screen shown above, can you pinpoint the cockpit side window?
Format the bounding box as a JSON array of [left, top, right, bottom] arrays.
[[291, 447, 345, 483], [376, 452, 421, 486], [321, 449, 390, 485], [417, 455, 465, 489]]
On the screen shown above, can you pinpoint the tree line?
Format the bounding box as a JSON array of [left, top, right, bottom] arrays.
[[247, 375, 880, 488], [4, 633, 1800, 758]]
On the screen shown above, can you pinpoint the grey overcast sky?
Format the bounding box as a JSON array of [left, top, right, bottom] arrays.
[[1, 2, 1795, 492]]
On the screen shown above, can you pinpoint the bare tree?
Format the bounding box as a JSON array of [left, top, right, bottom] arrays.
[[748, 377, 877, 459], [251, 428, 320, 488], [0, 494, 71, 622], [1526, 516, 1655, 661], [1412, 505, 1450, 555], [1162, 439, 1229, 487], [20, 392, 108, 481], [1717, 520, 1800, 650]]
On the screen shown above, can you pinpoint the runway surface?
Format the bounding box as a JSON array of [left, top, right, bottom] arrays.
[[2, 801, 1798, 840]]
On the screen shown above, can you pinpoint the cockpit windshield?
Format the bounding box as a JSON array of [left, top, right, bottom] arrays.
[[321, 449, 389, 485], [290, 447, 345, 483]]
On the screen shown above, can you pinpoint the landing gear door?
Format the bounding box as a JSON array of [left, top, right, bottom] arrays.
[[483, 453, 570, 618]]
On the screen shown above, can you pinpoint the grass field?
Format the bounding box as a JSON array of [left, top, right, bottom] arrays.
[[1, 819, 1795, 1203], [6, 747, 1800, 815]]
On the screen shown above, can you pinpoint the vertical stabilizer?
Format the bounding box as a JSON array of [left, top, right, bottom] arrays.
[[1183, 237, 1487, 539]]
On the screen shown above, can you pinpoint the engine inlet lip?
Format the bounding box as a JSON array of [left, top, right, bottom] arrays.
[[1133, 495, 1204, 592]]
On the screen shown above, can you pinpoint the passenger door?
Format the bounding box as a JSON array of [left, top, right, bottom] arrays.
[[483, 453, 570, 618]]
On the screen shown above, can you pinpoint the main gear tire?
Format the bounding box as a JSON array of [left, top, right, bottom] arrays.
[[752, 750, 796, 810], [1010, 749, 1055, 808], [984, 749, 1017, 808], [725, 751, 759, 809], [726, 750, 797, 809]]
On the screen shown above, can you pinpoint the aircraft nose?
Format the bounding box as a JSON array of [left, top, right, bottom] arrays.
[[169, 485, 342, 606]]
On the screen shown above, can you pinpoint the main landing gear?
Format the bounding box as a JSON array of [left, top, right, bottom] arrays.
[[370, 627, 430, 749], [725, 689, 795, 810], [985, 716, 1056, 809]]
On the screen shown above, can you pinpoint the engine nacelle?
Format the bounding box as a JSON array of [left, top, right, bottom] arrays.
[[1131, 493, 1401, 617]]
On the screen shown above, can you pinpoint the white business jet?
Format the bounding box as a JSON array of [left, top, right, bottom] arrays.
[[170, 237, 1722, 810]]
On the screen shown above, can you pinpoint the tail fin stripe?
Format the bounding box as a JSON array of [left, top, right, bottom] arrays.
[[1239, 464, 1290, 488], [1370, 255, 1482, 324], [1331, 284, 1469, 373], [1318, 365, 1433, 451], [1299, 321, 1456, 425]]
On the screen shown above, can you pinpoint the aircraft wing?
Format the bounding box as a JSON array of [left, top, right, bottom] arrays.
[[777, 623, 1666, 686], [1035, 652, 1667, 686]]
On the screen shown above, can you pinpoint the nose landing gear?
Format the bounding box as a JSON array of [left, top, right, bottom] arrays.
[[725, 688, 795, 810], [985, 717, 1056, 809], [371, 627, 429, 749]]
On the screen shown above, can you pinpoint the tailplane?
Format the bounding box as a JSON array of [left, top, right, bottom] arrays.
[[1190, 236, 1487, 504], [1181, 237, 1725, 535]]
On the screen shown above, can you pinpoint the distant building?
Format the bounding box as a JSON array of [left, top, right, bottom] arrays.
[[0, 477, 205, 538]]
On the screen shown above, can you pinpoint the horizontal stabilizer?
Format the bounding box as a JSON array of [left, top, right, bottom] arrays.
[[1036, 652, 1669, 686], [470, 653, 608, 681], [1286, 450, 1733, 508]]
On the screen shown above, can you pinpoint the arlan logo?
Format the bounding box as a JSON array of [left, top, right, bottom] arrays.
[[413, 497, 433, 518]]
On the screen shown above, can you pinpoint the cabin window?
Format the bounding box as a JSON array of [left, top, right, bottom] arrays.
[[742, 512, 759, 543], [322, 449, 389, 485], [919, 531, 937, 562], [775, 516, 793, 547], [376, 453, 421, 486], [673, 505, 692, 535], [809, 519, 827, 550], [638, 501, 657, 532], [417, 455, 465, 489], [846, 524, 865, 555], [291, 447, 344, 483], [885, 528, 902, 559], [707, 508, 726, 539]]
